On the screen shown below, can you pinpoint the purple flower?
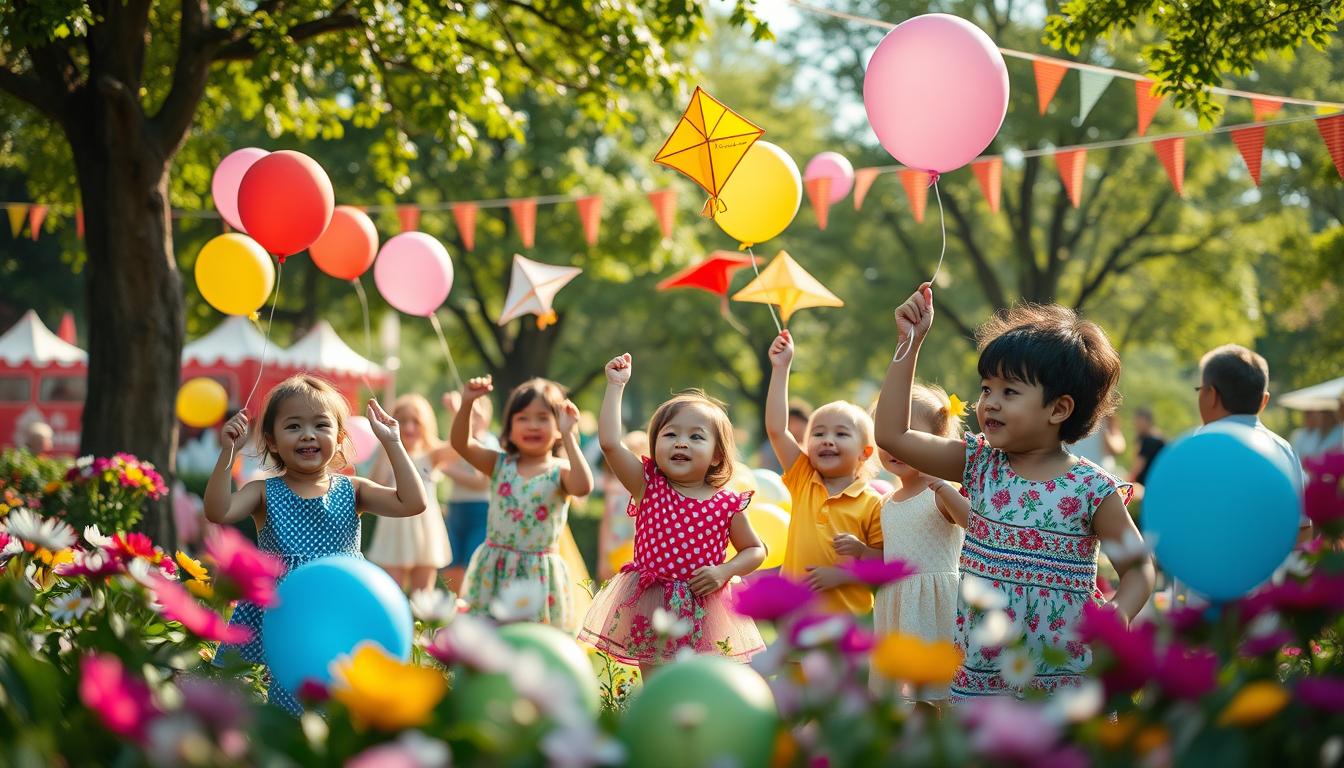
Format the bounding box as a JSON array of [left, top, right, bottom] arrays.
[[1154, 642, 1217, 700], [178, 678, 251, 732], [730, 574, 816, 621], [840, 558, 917, 587], [1298, 677, 1344, 713], [1240, 629, 1295, 658]]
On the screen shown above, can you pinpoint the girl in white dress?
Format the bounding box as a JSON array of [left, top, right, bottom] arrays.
[[366, 393, 455, 591]]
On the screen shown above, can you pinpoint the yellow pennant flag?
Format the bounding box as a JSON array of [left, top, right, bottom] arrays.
[[7, 204, 29, 238]]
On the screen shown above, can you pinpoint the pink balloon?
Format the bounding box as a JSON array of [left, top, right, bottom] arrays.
[[863, 14, 1009, 173], [804, 152, 855, 204], [346, 416, 379, 463], [869, 478, 895, 496], [373, 232, 454, 316], [211, 148, 269, 232]]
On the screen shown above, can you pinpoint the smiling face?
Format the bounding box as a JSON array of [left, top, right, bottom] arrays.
[[266, 395, 341, 474], [806, 404, 873, 480], [977, 373, 1067, 451], [653, 404, 722, 486], [509, 398, 561, 458]]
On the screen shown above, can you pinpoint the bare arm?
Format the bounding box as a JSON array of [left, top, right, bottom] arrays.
[[1094, 493, 1156, 624], [688, 512, 765, 597], [928, 479, 970, 527], [557, 400, 594, 497], [203, 411, 264, 525], [832, 533, 883, 560], [598, 353, 646, 498], [451, 376, 503, 476], [355, 400, 429, 518], [765, 330, 804, 471]]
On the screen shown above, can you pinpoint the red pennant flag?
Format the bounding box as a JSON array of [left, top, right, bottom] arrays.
[[853, 167, 881, 211], [397, 205, 420, 233], [1135, 80, 1164, 136], [1153, 137, 1186, 197], [57, 313, 76, 345], [1230, 126, 1266, 186], [452, 203, 478, 252], [972, 158, 1003, 213], [1251, 98, 1282, 122], [900, 170, 930, 223], [75, 207, 84, 239], [508, 198, 537, 248], [29, 205, 48, 241], [1032, 60, 1069, 115], [1316, 114, 1344, 178], [575, 195, 602, 245], [647, 189, 676, 239], [1055, 149, 1087, 208], [805, 177, 833, 230]]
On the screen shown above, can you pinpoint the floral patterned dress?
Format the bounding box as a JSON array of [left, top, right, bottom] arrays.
[[952, 432, 1130, 699], [461, 454, 573, 630]]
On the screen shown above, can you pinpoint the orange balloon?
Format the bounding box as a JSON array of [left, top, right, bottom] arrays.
[[310, 206, 379, 280]]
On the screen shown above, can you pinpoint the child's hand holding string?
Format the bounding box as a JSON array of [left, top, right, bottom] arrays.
[[768, 329, 794, 369], [222, 410, 249, 451], [894, 282, 935, 348]]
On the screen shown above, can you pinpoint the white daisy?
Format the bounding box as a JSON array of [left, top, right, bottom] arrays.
[[1046, 679, 1103, 724], [541, 719, 625, 768], [793, 615, 849, 648], [0, 533, 21, 560], [83, 524, 115, 549], [48, 591, 93, 623], [2, 508, 76, 551], [969, 609, 1015, 649], [410, 588, 459, 624], [998, 645, 1035, 688], [490, 581, 545, 623], [961, 574, 1009, 611], [651, 608, 692, 640]]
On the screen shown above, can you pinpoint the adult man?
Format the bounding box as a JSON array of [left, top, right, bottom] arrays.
[[1130, 408, 1165, 487]]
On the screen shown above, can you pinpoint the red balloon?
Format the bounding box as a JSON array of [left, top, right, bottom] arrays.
[[236, 150, 335, 256], [310, 206, 379, 280]]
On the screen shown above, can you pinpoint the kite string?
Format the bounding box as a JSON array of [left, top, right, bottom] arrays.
[[745, 246, 783, 334], [428, 313, 464, 392], [892, 176, 947, 364], [242, 260, 284, 411]]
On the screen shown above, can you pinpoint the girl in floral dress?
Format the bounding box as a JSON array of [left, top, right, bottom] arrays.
[[580, 353, 767, 679], [875, 284, 1155, 699], [450, 376, 593, 631]]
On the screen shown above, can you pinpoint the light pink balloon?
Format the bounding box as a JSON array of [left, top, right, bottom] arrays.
[[211, 148, 269, 232], [804, 152, 855, 204], [373, 232, 454, 317], [346, 416, 379, 463], [863, 14, 1009, 173]]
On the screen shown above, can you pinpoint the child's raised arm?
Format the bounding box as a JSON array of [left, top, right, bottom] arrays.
[[765, 330, 804, 471], [450, 377, 502, 476], [203, 410, 263, 525], [557, 400, 594, 497], [874, 284, 966, 482], [598, 353, 646, 499], [353, 400, 430, 518]]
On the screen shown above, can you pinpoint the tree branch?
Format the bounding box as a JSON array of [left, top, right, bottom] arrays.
[[1072, 191, 1174, 310], [445, 302, 504, 371], [0, 67, 65, 120], [213, 3, 362, 62], [881, 208, 976, 342], [941, 187, 1008, 309], [150, 0, 215, 154]]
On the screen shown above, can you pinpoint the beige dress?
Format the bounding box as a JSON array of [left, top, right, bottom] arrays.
[[366, 454, 453, 568], [872, 490, 964, 701]]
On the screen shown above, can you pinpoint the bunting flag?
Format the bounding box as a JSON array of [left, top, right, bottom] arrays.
[[1230, 126, 1267, 186], [75, 207, 84, 239], [28, 205, 48, 241], [575, 195, 602, 246], [853, 167, 880, 211], [805, 177, 833, 230], [1153, 137, 1186, 197], [1136, 80, 1165, 136], [508, 198, 537, 248], [972, 158, 1003, 213], [1056, 148, 1087, 208], [452, 203, 478, 252], [1252, 98, 1283, 122], [1318, 105, 1342, 116], [647, 189, 676, 239], [397, 204, 420, 233], [900, 170, 930, 223], [1316, 114, 1344, 178], [1078, 70, 1113, 123], [1032, 60, 1069, 115], [6, 204, 27, 238]]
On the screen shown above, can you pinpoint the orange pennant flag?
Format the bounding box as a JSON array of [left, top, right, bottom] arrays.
[[75, 207, 84, 239], [509, 199, 538, 248], [1230, 126, 1266, 186], [1135, 80, 1165, 136], [1316, 114, 1344, 179], [1153, 138, 1186, 197], [1251, 98, 1283, 122], [972, 158, 1003, 213], [29, 205, 48, 241], [7, 204, 28, 238], [575, 195, 602, 246], [805, 177, 833, 231], [647, 189, 676, 239], [397, 205, 420, 233], [1033, 60, 1069, 115], [853, 168, 881, 211], [1055, 149, 1087, 208], [900, 170, 930, 223], [452, 203, 478, 252]]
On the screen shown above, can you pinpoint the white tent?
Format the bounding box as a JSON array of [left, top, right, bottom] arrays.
[[286, 320, 383, 376], [181, 315, 285, 366], [0, 310, 86, 367], [1279, 376, 1344, 411]]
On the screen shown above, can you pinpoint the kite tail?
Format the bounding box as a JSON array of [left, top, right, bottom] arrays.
[[701, 196, 727, 219], [892, 174, 947, 364]]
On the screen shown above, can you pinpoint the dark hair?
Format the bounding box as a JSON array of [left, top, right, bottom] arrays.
[[500, 378, 568, 456], [976, 303, 1121, 444], [646, 390, 737, 488], [1199, 344, 1268, 415], [786, 399, 813, 423], [256, 374, 352, 471]]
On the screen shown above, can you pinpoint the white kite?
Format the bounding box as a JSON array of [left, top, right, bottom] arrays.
[[497, 253, 583, 329]]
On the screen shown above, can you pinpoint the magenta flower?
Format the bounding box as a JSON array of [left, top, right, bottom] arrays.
[[1154, 641, 1217, 700], [730, 573, 816, 621], [1304, 453, 1344, 527], [1076, 602, 1157, 694], [113, 532, 157, 561], [840, 558, 917, 587], [56, 548, 125, 579], [150, 576, 252, 644], [79, 653, 159, 743], [1166, 604, 1206, 635], [203, 526, 283, 607], [1240, 628, 1294, 657], [1241, 572, 1344, 621], [1298, 677, 1344, 713], [838, 623, 875, 655]]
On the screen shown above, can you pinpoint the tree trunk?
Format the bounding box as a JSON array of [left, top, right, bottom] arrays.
[[494, 322, 562, 401]]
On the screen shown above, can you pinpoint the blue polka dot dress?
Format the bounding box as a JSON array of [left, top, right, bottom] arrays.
[[216, 474, 362, 715]]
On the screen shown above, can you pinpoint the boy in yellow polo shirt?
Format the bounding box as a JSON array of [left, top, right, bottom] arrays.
[[766, 330, 884, 614]]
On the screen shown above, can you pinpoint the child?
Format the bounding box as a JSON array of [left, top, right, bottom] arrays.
[[450, 376, 593, 630], [441, 392, 498, 593], [597, 429, 649, 581], [366, 394, 454, 592], [875, 284, 1155, 699], [766, 330, 884, 614], [204, 375, 429, 715], [579, 353, 766, 678]]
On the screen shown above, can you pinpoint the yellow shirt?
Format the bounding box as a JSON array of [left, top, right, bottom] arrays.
[[780, 453, 884, 614]]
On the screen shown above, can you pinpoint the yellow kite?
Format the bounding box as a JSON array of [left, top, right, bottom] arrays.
[[654, 87, 764, 216], [732, 250, 843, 324]]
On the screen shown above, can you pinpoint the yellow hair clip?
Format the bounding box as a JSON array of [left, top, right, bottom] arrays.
[[947, 393, 968, 417]]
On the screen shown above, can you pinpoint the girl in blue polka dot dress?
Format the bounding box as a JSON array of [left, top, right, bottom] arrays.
[[204, 374, 429, 714]]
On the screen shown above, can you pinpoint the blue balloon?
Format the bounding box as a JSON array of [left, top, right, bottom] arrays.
[[262, 555, 412, 694], [1142, 423, 1301, 601]]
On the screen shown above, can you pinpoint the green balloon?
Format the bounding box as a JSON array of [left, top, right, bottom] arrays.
[[497, 622, 601, 715], [619, 656, 778, 768]]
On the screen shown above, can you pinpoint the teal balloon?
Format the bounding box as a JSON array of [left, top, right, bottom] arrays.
[[620, 656, 778, 768]]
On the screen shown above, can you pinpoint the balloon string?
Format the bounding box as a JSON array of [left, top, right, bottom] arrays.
[[746, 246, 783, 334], [428, 313, 464, 392], [351, 277, 378, 396], [892, 178, 946, 364], [242, 260, 284, 411]]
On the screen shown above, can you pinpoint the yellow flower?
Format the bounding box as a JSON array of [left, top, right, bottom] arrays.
[[1095, 714, 1138, 750], [1135, 724, 1169, 754], [871, 633, 962, 688], [43, 481, 62, 494], [35, 548, 74, 567], [330, 643, 447, 730], [126, 467, 144, 483], [1218, 681, 1290, 727], [186, 580, 215, 600], [175, 551, 210, 582], [0, 503, 10, 515], [947, 393, 968, 417]]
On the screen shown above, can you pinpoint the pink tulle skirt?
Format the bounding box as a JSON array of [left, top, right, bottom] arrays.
[[578, 570, 765, 665]]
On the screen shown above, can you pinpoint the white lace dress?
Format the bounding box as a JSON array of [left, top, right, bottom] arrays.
[[366, 454, 452, 568]]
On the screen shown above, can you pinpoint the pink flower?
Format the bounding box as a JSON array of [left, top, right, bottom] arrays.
[[1240, 572, 1344, 621], [56, 548, 125, 579], [1018, 530, 1044, 550], [113, 532, 157, 561], [1057, 496, 1081, 518], [1154, 641, 1217, 700], [840, 558, 917, 586], [1076, 602, 1157, 694], [178, 677, 251, 731], [838, 623, 875, 655], [498, 482, 513, 497], [1297, 677, 1344, 713], [535, 506, 549, 521], [730, 573, 816, 621], [991, 489, 1011, 509], [962, 696, 1060, 761], [1304, 453, 1344, 527], [1166, 604, 1206, 635], [79, 653, 159, 743], [203, 526, 284, 607], [150, 576, 252, 644]]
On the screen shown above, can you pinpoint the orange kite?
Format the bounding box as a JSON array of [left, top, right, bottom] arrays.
[[654, 87, 764, 217]]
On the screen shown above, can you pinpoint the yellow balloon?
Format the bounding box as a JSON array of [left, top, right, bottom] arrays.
[[195, 233, 275, 316], [607, 540, 634, 575], [728, 501, 790, 571], [715, 141, 802, 247], [177, 377, 228, 428]]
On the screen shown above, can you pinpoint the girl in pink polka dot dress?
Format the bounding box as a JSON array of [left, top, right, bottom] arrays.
[[579, 353, 767, 677]]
